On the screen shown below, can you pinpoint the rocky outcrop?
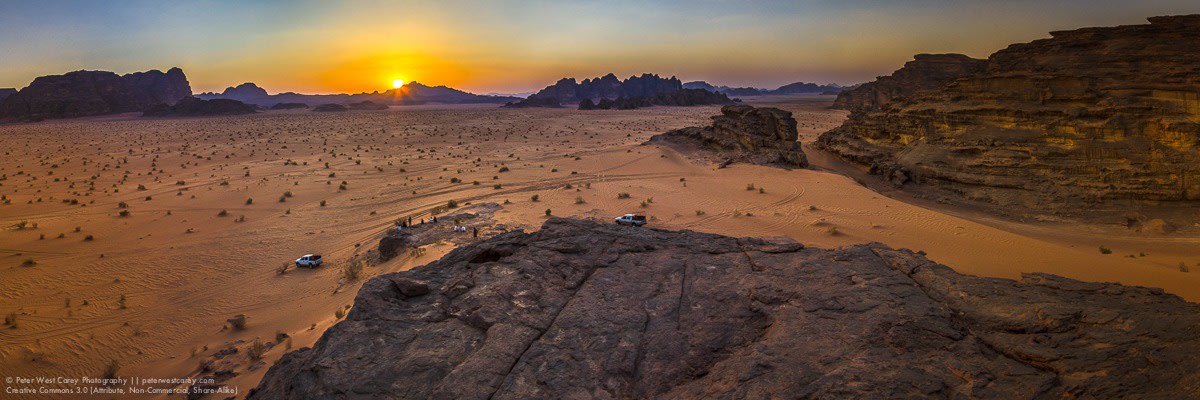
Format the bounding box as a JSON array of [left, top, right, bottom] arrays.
[[0, 67, 191, 120], [0, 88, 16, 102], [817, 15, 1200, 209], [251, 218, 1200, 399], [513, 73, 684, 107], [649, 104, 807, 167], [142, 97, 257, 117]]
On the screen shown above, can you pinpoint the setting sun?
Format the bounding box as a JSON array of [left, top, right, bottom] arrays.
[[392, 79, 405, 88]]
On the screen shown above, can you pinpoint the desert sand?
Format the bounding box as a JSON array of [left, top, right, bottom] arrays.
[[1, 95, 1197, 396]]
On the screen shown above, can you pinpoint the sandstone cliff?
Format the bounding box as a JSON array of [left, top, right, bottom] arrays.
[[831, 54, 985, 112], [250, 218, 1200, 399], [0, 67, 191, 120], [649, 104, 807, 167], [817, 15, 1200, 210]]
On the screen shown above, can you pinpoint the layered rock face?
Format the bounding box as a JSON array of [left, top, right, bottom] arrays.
[[649, 104, 807, 167], [0, 67, 191, 120], [251, 218, 1200, 399], [831, 54, 985, 112], [818, 15, 1200, 208]]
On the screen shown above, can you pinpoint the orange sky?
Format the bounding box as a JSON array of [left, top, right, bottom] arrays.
[[2, 1, 1200, 94]]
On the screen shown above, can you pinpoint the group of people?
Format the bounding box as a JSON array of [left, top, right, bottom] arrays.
[[453, 225, 479, 239], [394, 215, 478, 239]]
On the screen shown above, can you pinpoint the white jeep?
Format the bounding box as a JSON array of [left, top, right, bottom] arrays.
[[295, 254, 323, 268]]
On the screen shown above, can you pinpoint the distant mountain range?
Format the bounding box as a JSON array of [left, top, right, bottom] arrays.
[[197, 82, 520, 107], [682, 81, 847, 96]]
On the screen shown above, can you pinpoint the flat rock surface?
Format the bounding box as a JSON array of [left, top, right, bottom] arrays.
[[251, 218, 1200, 399]]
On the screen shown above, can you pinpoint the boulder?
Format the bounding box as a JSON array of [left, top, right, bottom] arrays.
[[649, 104, 808, 167], [250, 218, 1200, 399]]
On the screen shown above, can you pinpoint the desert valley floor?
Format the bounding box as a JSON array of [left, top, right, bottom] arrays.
[[1, 95, 1198, 394]]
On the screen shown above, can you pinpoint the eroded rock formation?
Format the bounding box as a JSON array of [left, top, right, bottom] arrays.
[[142, 97, 257, 117], [509, 73, 684, 107], [0, 67, 191, 120], [649, 104, 807, 167], [817, 16, 1200, 209], [251, 218, 1200, 399]]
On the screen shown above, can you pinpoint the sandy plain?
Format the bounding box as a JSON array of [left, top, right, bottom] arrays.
[[0, 95, 1197, 396]]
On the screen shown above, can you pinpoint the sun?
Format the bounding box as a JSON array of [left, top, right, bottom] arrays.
[[392, 79, 405, 89]]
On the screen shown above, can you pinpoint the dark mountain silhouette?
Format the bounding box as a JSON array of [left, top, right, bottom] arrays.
[[508, 73, 685, 107], [0, 67, 191, 120], [197, 82, 519, 107], [0, 88, 16, 102]]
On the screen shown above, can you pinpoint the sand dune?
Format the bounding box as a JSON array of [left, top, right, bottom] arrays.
[[0, 95, 1196, 396]]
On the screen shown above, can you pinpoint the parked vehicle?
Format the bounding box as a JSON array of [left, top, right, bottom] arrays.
[[614, 214, 648, 226], [295, 254, 323, 268]]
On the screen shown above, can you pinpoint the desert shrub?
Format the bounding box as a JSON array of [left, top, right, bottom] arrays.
[[1180, 262, 1190, 273], [245, 198, 254, 205], [617, 193, 631, 199], [827, 226, 840, 236], [5, 312, 17, 327], [21, 258, 35, 266], [746, 183, 755, 191], [574, 196, 585, 204], [696, 210, 706, 216], [217, 210, 228, 217], [118, 210, 130, 217], [1099, 246, 1113, 254], [118, 294, 128, 309], [246, 339, 265, 362], [450, 177, 460, 183], [84, 235, 94, 241], [531, 194, 540, 202], [320, 200, 327, 207], [228, 314, 247, 330], [493, 184, 502, 189], [545, 209, 552, 216], [498, 166, 509, 173], [334, 308, 346, 319], [447, 200, 458, 208], [342, 260, 364, 282]]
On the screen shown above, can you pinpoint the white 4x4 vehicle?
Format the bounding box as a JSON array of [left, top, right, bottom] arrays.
[[295, 254, 323, 268], [614, 214, 647, 227]]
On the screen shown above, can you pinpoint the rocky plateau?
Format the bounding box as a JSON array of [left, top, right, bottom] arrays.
[[649, 104, 808, 167], [250, 218, 1200, 399]]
